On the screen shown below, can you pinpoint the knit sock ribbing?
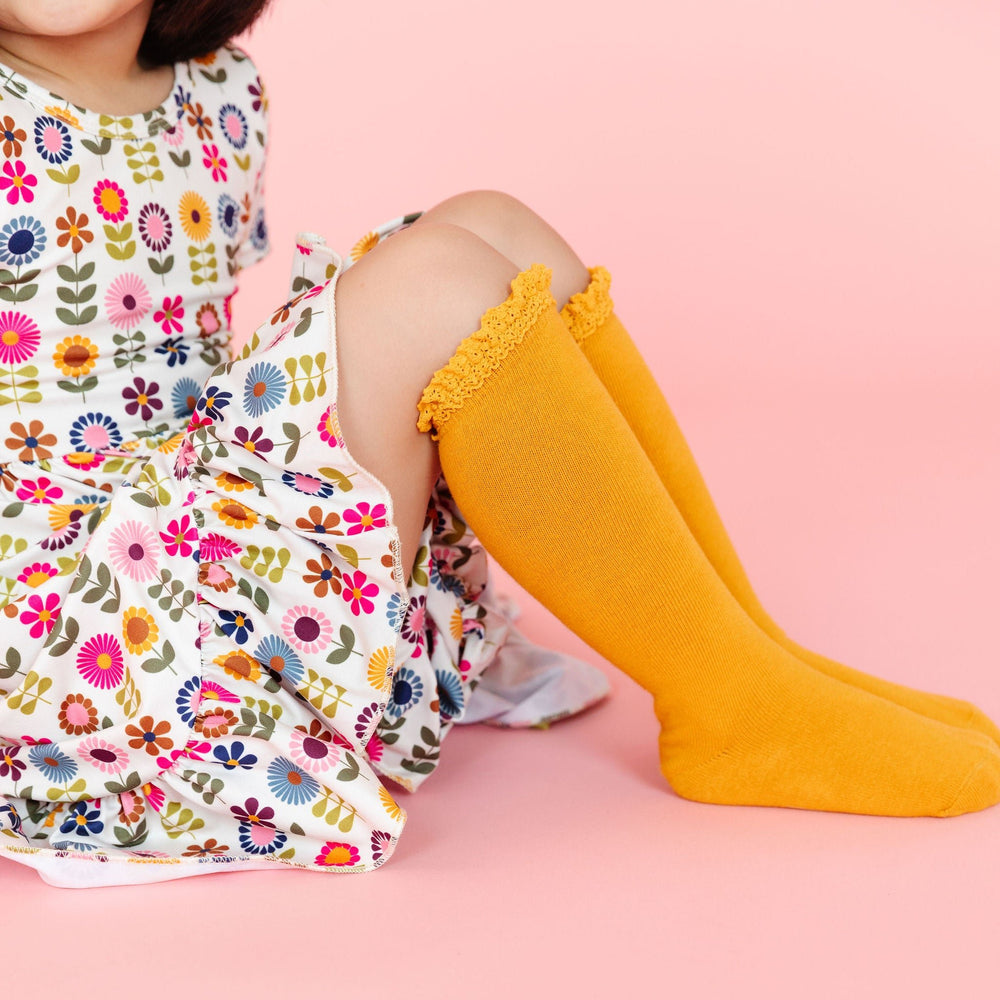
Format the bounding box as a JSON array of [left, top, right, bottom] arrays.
[[415, 264, 1000, 817]]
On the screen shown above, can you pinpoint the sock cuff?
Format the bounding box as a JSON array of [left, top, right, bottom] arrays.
[[559, 265, 614, 344], [415, 262, 557, 441]]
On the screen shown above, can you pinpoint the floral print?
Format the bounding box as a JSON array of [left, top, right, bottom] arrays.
[[0, 46, 605, 887]]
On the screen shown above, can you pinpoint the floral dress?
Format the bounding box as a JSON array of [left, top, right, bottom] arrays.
[[0, 46, 608, 887]]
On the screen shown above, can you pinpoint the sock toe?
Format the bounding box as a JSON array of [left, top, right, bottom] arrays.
[[937, 752, 1000, 817]]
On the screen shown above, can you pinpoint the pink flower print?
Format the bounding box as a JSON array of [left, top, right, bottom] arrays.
[[200, 680, 240, 704], [16, 562, 58, 587], [315, 841, 359, 867], [344, 501, 387, 535], [92, 179, 128, 222], [366, 732, 384, 763], [201, 143, 227, 182], [161, 121, 184, 147], [341, 570, 379, 616], [76, 633, 125, 690], [199, 532, 242, 560], [281, 605, 334, 654], [16, 477, 62, 503], [105, 273, 152, 331], [316, 404, 344, 448], [0, 160, 37, 204], [107, 520, 161, 581], [0, 311, 41, 364], [77, 736, 129, 775], [142, 782, 166, 812], [159, 514, 197, 557], [19, 592, 60, 638], [296, 242, 313, 256], [153, 295, 184, 334]]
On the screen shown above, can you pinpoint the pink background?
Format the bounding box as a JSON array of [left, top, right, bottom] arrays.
[[5, 0, 1000, 995]]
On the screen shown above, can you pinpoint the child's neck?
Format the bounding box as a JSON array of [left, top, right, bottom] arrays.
[[0, 3, 174, 115]]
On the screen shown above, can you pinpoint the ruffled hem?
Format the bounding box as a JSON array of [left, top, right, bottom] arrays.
[[415, 263, 556, 442], [559, 265, 614, 344]]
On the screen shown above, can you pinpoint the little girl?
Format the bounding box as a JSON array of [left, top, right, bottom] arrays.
[[2, 0, 999, 888]]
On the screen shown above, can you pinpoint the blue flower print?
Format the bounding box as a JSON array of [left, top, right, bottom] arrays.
[[68, 412, 123, 452], [242, 361, 286, 417], [218, 193, 240, 237], [59, 801, 104, 837], [217, 103, 248, 149], [435, 668, 465, 719], [213, 741, 258, 771], [28, 744, 78, 783], [385, 592, 405, 632], [267, 757, 320, 805], [33, 115, 73, 164], [196, 385, 232, 421], [155, 336, 190, 367], [386, 667, 423, 718], [175, 677, 201, 724], [0, 215, 46, 266], [252, 635, 304, 686], [219, 609, 254, 644], [171, 377, 202, 418], [249, 207, 268, 252]]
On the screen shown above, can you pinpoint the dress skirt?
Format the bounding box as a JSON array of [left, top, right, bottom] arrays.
[[0, 217, 609, 886]]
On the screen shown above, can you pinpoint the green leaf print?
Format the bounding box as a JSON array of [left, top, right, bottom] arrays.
[[239, 544, 290, 583], [160, 801, 205, 839], [325, 624, 357, 666], [284, 354, 329, 405], [103, 222, 136, 261], [188, 243, 218, 285], [0, 364, 41, 410], [124, 141, 164, 187], [114, 667, 142, 717], [0, 646, 21, 681], [317, 467, 355, 493], [5, 670, 53, 715], [45, 163, 80, 190]]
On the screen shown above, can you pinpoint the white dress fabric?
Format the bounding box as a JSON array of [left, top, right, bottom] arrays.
[[0, 47, 608, 887]]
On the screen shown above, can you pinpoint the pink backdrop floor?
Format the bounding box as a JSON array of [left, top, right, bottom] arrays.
[[5, 1, 999, 995]]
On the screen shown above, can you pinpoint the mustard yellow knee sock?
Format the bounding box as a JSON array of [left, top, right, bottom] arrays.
[[414, 263, 1000, 817], [558, 265, 1000, 747]]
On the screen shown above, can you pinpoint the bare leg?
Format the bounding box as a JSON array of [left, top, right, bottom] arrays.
[[333, 222, 520, 584], [415, 190, 591, 310]]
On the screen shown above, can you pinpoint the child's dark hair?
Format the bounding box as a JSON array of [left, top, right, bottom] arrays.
[[140, 0, 274, 65]]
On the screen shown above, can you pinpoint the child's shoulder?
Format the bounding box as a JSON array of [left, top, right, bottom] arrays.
[[179, 43, 268, 117]]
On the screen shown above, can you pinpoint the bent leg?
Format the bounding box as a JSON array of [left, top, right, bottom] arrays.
[[333, 222, 521, 584]]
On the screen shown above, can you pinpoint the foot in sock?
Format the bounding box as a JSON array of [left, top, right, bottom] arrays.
[[415, 264, 1000, 817], [559, 266, 1000, 747]]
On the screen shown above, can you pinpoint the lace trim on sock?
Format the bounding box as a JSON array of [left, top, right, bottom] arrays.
[[415, 263, 556, 441], [559, 265, 613, 344]]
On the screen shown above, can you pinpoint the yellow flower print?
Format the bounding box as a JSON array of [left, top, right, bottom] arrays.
[[213, 649, 261, 683], [378, 783, 406, 822], [45, 105, 81, 129], [178, 190, 212, 242], [52, 335, 99, 377], [350, 231, 379, 262], [214, 471, 255, 493], [212, 498, 258, 530], [366, 646, 395, 692], [122, 606, 159, 655]]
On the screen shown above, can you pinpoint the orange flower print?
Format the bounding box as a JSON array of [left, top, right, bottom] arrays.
[[212, 498, 258, 530], [185, 101, 213, 140], [213, 649, 262, 683], [193, 707, 238, 738], [350, 231, 379, 262], [126, 716, 175, 756], [5, 420, 56, 461], [58, 693, 99, 736], [303, 552, 341, 598], [1, 115, 26, 158], [295, 505, 341, 535], [55, 207, 93, 254], [52, 335, 98, 377]]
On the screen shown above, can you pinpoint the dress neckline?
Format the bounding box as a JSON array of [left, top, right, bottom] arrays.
[[0, 55, 191, 139]]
